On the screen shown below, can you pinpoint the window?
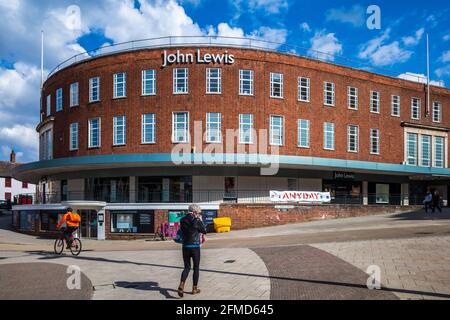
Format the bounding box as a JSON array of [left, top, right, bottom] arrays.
[[113, 72, 126, 98], [411, 98, 420, 120], [270, 115, 284, 146], [239, 70, 253, 95], [5, 177, 11, 188], [324, 82, 335, 106], [323, 122, 335, 150], [433, 101, 441, 123], [206, 113, 222, 143], [89, 77, 100, 102], [110, 210, 155, 234], [113, 115, 126, 146], [239, 114, 253, 144], [406, 133, 418, 165], [46, 94, 51, 116], [370, 91, 380, 113], [391, 95, 400, 117], [142, 70, 156, 96], [348, 87, 358, 110], [70, 83, 79, 107], [142, 114, 156, 144], [172, 112, 189, 143], [370, 129, 380, 155], [270, 73, 283, 98], [5, 192, 11, 201], [298, 119, 310, 148], [88, 118, 101, 148], [39, 129, 53, 160], [70, 123, 78, 151], [434, 137, 445, 168], [298, 77, 310, 102], [173, 68, 188, 94], [421, 135, 431, 167], [56, 88, 63, 112], [347, 125, 359, 153], [22, 182, 28, 189], [206, 68, 222, 94]]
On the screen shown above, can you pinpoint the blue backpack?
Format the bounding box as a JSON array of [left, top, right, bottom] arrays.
[[173, 228, 183, 244]]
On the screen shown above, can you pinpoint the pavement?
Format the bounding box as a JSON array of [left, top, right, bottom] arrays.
[[1, 209, 450, 300]]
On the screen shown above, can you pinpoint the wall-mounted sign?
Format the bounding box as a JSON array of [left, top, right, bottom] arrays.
[[270, 191, 331, 203], [334, 172, 356, 180], [162, 49, 235, 68]]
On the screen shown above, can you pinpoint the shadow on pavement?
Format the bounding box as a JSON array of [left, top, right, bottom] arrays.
[[389, 208, 450, 221], [32, 250, 450, 300], [114, 281, 179, 299]]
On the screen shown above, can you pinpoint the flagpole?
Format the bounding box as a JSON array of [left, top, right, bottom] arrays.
[[41, 30, 44, 89], [426, 33, 430, 117]]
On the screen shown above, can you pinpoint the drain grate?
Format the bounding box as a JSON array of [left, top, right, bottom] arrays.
[[224, 260, 236, 264], [93, 283, 116, 291]]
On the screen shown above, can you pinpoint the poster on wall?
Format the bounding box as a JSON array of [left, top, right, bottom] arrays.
[[270, 191, 331, 203]]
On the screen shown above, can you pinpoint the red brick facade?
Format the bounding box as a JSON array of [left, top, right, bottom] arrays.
[[41, 47, 450, 165]]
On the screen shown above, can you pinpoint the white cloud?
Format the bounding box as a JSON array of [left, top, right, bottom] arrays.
[[300, 22, 311, 32], [0, 125, 39, 161], [325, 5, 365, 27], [436, 65, 450, 78], [398, 72, 444, 87], [247, 0, 289, 14], [440, 50, 450, 63], [444, 34, 450, 42], [309, 31, 343, 61], [402, 28, 425, 46], [358, 29, 413, 66]]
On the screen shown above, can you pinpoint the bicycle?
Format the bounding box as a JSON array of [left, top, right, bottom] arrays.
[[54, 229, 82, 256]]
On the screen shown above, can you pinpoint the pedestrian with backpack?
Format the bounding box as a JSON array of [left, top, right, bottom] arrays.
[[176, 204, 207, 298]]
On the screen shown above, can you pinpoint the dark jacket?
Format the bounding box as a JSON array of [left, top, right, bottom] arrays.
[[180, 213, 207, 248]]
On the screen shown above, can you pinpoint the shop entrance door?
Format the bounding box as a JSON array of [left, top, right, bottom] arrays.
[[79, 210, 98, 239]]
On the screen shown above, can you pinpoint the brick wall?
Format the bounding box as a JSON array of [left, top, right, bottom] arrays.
[[41, 47, 450, 164], [218, 203, 421, 230]]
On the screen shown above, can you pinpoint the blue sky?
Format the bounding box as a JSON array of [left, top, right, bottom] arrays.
[[0, 0, 449, 163]]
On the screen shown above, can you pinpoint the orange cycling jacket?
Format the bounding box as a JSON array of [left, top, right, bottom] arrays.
[[56, 212, 80, 229]]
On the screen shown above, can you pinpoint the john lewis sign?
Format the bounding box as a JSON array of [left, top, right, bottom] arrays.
[[162, 49, 235, 68]]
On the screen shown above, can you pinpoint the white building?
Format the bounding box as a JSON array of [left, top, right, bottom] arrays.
[[0, 151, 36, 202]]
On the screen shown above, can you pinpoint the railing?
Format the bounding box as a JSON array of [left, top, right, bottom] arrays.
[[14, 191, 414, 206], [45, 35, 445, 87]]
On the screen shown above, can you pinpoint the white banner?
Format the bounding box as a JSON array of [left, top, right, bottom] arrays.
[[270, 191, 331, 203]]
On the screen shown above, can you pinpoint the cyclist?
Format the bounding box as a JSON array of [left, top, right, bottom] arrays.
[[56, 208, 81, 249]]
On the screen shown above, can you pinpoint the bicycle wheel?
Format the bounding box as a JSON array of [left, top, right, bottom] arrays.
[[69, 238, 82, 256], [54, 238, 64, 255]]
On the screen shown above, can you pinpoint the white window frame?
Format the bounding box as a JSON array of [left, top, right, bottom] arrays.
[[323, 122, 335, 151], [206, 68, 222, 94], [406, 133, 418, 166], [113, 72, 126, 99], [370, 91, 380, 113], [88, 118, 101, 148], [370, 129, 380, 155], [89, 77, 100, 103], [420, 135, 431, 167], [324, 82, 335, 107], [69, 122, 78, 151], [70, 82, 79, 107], [298, 119, 310, 148], [434, 136, 445, 168], [142, 69, 156, 96], [347, 86, 358, 110], [113, 115, 126, 146], [433, 101, 442, 123], [56, 88, 63, 112], [239, 70, 254, 96], [141, 114, 156, 144], [172, 112, 189, 143], [298, 77, 310, 102], [173, 68, 188, 94], [347, 125, 359, 153], [411, 98, 421, 120], [46, 94, 51, 116], [391, 95, 400, 117], [270, 115, 284, 146], [239, 114, 254, 144], [270, 72, 284, 99], [206, 112, 222, 143]]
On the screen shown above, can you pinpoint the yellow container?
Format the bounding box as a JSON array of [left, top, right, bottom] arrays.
[[213, 217, 232, 233]]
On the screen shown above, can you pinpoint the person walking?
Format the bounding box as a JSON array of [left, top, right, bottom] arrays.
[[432, 190, 442, 213], [177, 204, 206, 298], [423, 192, 433, 213]]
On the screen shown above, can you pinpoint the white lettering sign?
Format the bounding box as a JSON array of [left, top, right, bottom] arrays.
[[162, 49, 235, 68], [270, 191, 331, 203]]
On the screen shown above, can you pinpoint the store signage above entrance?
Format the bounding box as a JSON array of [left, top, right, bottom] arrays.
[[162, 49, 235, 68], [270, 191, 331, 204], [334, 172, 356, 180]]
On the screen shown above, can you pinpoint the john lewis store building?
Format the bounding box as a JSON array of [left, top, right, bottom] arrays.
[[12, 37, 450, 240]]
